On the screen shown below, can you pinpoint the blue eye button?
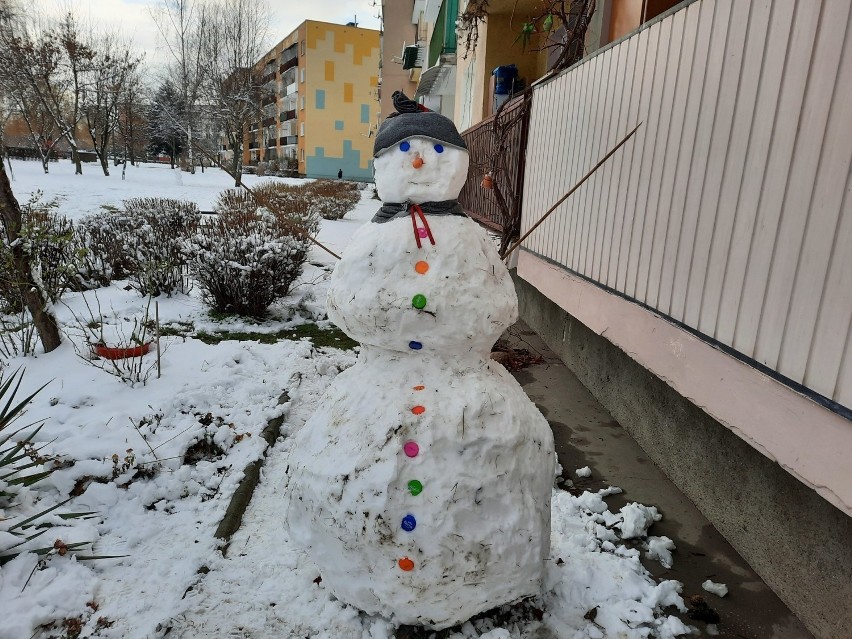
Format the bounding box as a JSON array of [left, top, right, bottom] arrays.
[[434, 144, 444, 153], [400, 141, 410, 152]]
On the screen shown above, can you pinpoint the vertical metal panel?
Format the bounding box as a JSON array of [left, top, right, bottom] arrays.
[[520, 0, 852, 407]]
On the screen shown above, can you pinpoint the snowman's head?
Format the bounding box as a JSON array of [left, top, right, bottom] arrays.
[[373, 92, 469, 204], [374, 137, 469, 204]]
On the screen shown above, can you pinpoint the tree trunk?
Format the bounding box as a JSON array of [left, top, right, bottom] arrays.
[[98, 152, 110, 176], [70, 143, 83, 175], [232, 152, 241, 187], [0, 162, 62, 353]]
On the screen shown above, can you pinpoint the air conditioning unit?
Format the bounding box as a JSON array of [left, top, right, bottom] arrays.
[[401, 42, 425, 70]]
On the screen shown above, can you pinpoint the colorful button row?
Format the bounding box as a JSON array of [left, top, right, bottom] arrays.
[[399, 383, 427, 572]]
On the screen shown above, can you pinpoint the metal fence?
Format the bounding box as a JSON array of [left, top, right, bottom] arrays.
[[458, 92, 531, 246], [520, 0, 852, 410]]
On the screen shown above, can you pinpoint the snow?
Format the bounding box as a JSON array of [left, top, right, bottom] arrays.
[[1, 159, 694, 638], [618, 502, 663, 539], [647, 535, 677, 569], [702, 580, 729, 598], [574, 466, 592, 478]]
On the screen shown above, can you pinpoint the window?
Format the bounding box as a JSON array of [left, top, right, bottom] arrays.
[[300, 149, 304, 162], [300, 96, 305, 110], [300, 122, 305, 137], [300, 68, 305, 83], [300, 40, 305, 56]]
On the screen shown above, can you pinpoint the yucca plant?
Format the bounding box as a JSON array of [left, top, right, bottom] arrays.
[[0, 369, 98, 565]]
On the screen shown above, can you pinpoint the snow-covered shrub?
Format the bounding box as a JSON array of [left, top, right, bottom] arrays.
[[303, 179, 360, 220], [184, 206, 313, 317], [0, 193, 76, 306], [76, 200, 200, 295], [75, 207, 137, 287], [119, 199, 200, 296], [213, 189, 257, 218]]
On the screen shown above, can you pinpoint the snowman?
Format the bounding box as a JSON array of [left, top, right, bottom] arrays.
[[285, 93, 555, 629]]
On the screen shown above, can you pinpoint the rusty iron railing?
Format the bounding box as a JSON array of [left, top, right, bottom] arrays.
[[458, 92, 532, 254]]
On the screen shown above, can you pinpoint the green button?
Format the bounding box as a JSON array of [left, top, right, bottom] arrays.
[[412, 294, 427, 309], [407, 480, 423, 496]]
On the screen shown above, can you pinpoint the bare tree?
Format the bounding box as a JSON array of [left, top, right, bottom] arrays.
[[201, 0, 270, 186], [150, 0, 209, 174], [0, 6, 93, 174], [82, 34, 143, 176], [116, 62, 146, 166]]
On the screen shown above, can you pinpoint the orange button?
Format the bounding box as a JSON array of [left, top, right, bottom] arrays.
[[412, 406, 425, 415], [398, 557, 415, 571], [415, 261, 429, 274], [413, 385, 425, 391]]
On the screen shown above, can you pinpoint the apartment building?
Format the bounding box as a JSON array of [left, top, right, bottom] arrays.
[[245, 20, 381, 180]]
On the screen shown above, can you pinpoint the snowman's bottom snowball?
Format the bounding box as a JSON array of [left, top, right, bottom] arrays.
[[285, 352, 555, 629]]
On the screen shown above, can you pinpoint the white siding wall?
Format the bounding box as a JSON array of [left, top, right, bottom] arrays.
[[521, 0, 852, 409]]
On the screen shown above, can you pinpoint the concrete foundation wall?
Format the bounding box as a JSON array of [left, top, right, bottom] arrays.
[[514, 272, 852, 639]]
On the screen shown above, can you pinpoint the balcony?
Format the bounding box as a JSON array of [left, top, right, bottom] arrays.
[[279, 136, 298, 146], [261, 95, 277, 107], [279, 110, 297, 122], [285, 82, 298, 96], [428, 0, 458, 68], [279, 57, 297, 74]]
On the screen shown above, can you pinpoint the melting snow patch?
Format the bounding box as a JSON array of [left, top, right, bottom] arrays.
[[647, 535, 676, 568], [702, 580, 729, 597], [618, 502, 662, 539]]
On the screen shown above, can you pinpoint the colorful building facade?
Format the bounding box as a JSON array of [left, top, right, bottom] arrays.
[[246, 21, 380, 180]]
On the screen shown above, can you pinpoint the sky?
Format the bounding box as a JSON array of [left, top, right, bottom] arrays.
[[30, 0, 382, 71]]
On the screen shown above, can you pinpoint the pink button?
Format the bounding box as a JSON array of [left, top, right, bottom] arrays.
[[417, 228, 429, 238], [403, 441, 419, 457]]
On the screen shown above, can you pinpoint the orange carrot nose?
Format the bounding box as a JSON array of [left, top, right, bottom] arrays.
[[412, 156, 424, 169]]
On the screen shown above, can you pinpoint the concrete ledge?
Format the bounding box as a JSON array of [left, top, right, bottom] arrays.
[[516, 250, 852, 516], [513, 259, 852, 639]]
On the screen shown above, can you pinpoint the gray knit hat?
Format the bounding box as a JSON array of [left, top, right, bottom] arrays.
[[374, 92, 467, 157]]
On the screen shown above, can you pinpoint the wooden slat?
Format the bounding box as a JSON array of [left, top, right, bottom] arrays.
[[670, 0, 729, 323], [751, 0, 829, 370], [588, 47, 619, 279], [716, 0, 795, 346], [597, 42, 632, 284], [686, 0, 751, 330], [647, 4, 698, 309], [733, 0, 820, 359], [624, 20, 664, 299], [700, 0, 774, 338], [777, 0, 852, 387], [658, 0, 715, 317], [635, 12, 680, 304]]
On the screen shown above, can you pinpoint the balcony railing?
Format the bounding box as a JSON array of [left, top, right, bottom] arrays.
[[279, 57, 297, 74], [262, 116, 276, 127], [261, 95, 277, 106], [458, 92, 531, 252], [279, 110, 297, 122], [279, 136, 297, 146]]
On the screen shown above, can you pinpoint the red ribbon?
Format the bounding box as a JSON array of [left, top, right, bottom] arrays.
[[409, 204, 435, 248]]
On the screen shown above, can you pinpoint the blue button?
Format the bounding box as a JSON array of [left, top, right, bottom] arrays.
[[401, 514, 417, 532], [400, 141, 410, 152], [409, 341, 422, 350]]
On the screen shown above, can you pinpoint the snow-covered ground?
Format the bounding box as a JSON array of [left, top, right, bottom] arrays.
[[1, 160, 694, 638]]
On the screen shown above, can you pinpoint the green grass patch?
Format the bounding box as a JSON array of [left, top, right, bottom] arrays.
[[194, 323, 358, 350]]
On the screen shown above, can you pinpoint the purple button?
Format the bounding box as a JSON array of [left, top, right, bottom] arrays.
[[403, 441, 419, 458]]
